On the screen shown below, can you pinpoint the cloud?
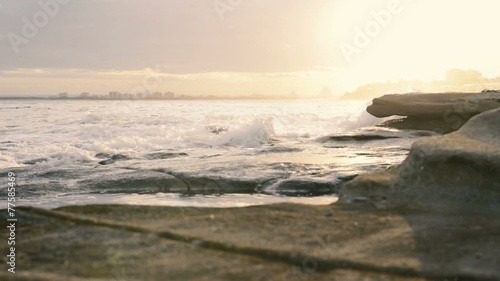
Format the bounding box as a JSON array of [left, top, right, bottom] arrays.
[[0, 0, 333, 73]]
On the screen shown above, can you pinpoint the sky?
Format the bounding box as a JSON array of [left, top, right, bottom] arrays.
[[0, 0, 499, 97]]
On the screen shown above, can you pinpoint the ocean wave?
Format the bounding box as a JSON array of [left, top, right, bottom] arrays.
[[79, 112, 103, 124], [0, 100, 413, 204], [209, 118, 275, 147], [14, 144, 97, 168], [0, 155, 22, 169], [334, 109, 380, 131]]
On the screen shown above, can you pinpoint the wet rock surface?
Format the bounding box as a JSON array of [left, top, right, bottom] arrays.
[[367, 92, 500, 118], [368, 92, 500, 132], [344, 108, 500, 208], [1, 201, 498, 280]]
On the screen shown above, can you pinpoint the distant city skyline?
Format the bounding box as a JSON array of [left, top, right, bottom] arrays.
[[1, 89, 331, 100], [2, 68, 497, 100]]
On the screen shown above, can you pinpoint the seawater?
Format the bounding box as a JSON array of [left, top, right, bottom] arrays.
[[0, 100, 426, 208]]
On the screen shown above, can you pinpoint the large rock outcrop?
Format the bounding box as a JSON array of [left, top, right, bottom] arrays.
[[344, 107, 500, 209], [368, 92, 500, 118], [367, 91, 500, 133]]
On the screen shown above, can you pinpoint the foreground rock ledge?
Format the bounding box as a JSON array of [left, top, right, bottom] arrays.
[[1, 201, 499, 281], [367, 91, 500, 132]]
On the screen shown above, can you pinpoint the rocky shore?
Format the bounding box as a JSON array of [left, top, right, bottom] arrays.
[[2, 96, 500, 280], [345, 107, 500, 208], [367, 91, 500, 133]]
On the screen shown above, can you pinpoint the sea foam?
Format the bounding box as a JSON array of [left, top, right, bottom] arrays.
[[211, 118, 275, 147]]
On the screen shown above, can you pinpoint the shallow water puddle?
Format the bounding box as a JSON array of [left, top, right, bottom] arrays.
[[14, 193, 339, 209]]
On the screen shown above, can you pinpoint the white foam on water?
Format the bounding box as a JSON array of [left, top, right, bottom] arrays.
[[79, 112, 103, 124], [335, 107, 380, 131], [0, 100, 380, 168], [211, 118, 275, 147], [20, 143, 98, 168], [0, 154, 22, 169], [0, 100, 419, 209]]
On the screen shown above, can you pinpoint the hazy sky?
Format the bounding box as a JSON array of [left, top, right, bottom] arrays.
[[0, 0, 499, 97]]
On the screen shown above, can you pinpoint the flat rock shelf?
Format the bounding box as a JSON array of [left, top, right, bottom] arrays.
[[2, 201, 499, 281], [367, 91, 500, 133]]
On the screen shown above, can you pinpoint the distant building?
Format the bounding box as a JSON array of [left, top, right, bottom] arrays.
[[152, 92, 164, 99], [109, 91, 120, 99], [80, 92, 90, 98], [121, 93, 134, 99], [164, 91, 175, 99], [58, 92, 69, 99]]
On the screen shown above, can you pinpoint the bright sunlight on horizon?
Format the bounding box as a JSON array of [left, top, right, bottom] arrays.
[[0, 0, 499, 98]]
